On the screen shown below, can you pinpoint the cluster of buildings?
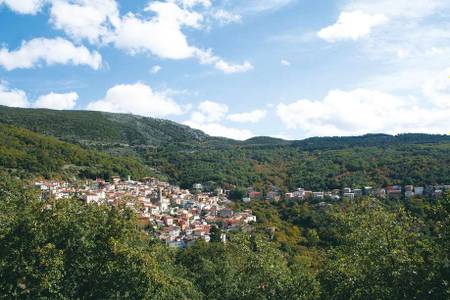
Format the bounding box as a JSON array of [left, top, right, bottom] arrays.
[[34, 177, 256, 248], [244, 184, 450, 203], [33, 175, 449, 247]]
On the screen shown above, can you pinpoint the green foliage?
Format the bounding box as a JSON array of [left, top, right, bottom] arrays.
[[1, 106, 449, 191], [319, 200, 449, 299], [1, 178, 449, 299], [0, 179, 199, 299], [153, 143, 450, 191], [0, 105, 209, 146], [0, 124, 151, 180], [177, 235, 320, 300]]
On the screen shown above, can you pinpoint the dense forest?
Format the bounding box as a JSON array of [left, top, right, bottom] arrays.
[[0, 178, 448, 299], [0, 107, 449, 298], [0, 106, 449, 192], [0, 124, 152, 180]]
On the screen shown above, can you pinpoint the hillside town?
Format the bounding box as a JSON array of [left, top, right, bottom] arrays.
[[35, 176, 449, 249], [34, 177, 256, 249]]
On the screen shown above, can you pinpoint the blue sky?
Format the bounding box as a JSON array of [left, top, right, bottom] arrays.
[[0, 0, 449, 140]]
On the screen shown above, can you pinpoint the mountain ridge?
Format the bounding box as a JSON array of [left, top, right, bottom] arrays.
[[1, 105, 449, 148], [0, 105, 449, 191]]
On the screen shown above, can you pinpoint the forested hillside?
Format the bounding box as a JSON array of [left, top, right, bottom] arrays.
[[149, 142, 450, 191], [1, 179, 448, 299], [0, 124, 151, 180], [0, 105, 211, 146], [1, 106, 449, 191]]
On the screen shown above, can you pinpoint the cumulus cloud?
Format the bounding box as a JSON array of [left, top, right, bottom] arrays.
[[3, 0, 251, 73], [0, 0, 44, 14], [184, 100, 255, 140], [0, 83, 30, 108], [318, 11, 388, 42], [0, 38, 102, 70], [0, 82, 79, 109], [49, 0, 120, 43], [33, 92, 78, 110], [276, 88, 450, 137], [184, 120, 254, 140], [86, 82, 184, 117], [113, 1, 201, 59], [227, 109, 267, 123], [112, 1, 252, 73], [422, 68, 450, 109], [195, 100, 229, 122]]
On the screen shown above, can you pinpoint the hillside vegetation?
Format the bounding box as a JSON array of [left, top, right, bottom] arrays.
[[0, 106, 449, 190], [0, 124, 151, 180], [0, 179, 449, 299]]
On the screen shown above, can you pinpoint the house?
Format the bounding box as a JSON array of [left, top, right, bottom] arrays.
[[414, 187, 424, 196], [248, 191, 262, 199], [313, 192, 324, 199], [386, 186, 402, 199], [343, 193, 355, 201]]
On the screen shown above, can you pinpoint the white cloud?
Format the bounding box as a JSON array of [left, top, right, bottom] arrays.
[[49, 0, 120, 44], [212, 9, 242, 24], [0, 0, 44, 14], [195, 48, 253, 74], [184, 120, 254, 140], [0, 38, 102, 71], [113, 1, 251, 73], [345, 0, 446, 20], [196, 100, 229, 122], [281, 59, 290, 66], [0, 82, 79, 110], [227, 109, 267, 123], [318, 11, 388, 42], [184, 100, 255, 140], [0, 83, 30, 108], [113, 1, 201, 59], [422, 68, 450, 109], [277, 88, 450, 137], [33, 92, 78, 110], [150, 65, 162, 74], [86, 82, 184, 117], [177, 0, 211, 8]]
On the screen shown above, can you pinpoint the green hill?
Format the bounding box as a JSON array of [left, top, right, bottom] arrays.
[[0, 105, 210, 146], [0, 106, 449, 190], [0, 124, 152, 180]]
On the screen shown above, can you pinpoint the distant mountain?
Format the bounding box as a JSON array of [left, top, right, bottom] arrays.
[[0, 105, 449, 190], [0, 105, 210, 147], [1, 106, 449, 149]]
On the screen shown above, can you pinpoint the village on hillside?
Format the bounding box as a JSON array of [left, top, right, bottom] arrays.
[[34, 176, 450, 248], [34, 177, 256, 249]]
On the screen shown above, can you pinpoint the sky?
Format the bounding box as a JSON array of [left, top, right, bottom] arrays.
[[0, 0, 449, 140]]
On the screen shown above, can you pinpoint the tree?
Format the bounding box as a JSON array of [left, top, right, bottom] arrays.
[[0, 179, 200, 299], [320, 199, 444, 299]]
